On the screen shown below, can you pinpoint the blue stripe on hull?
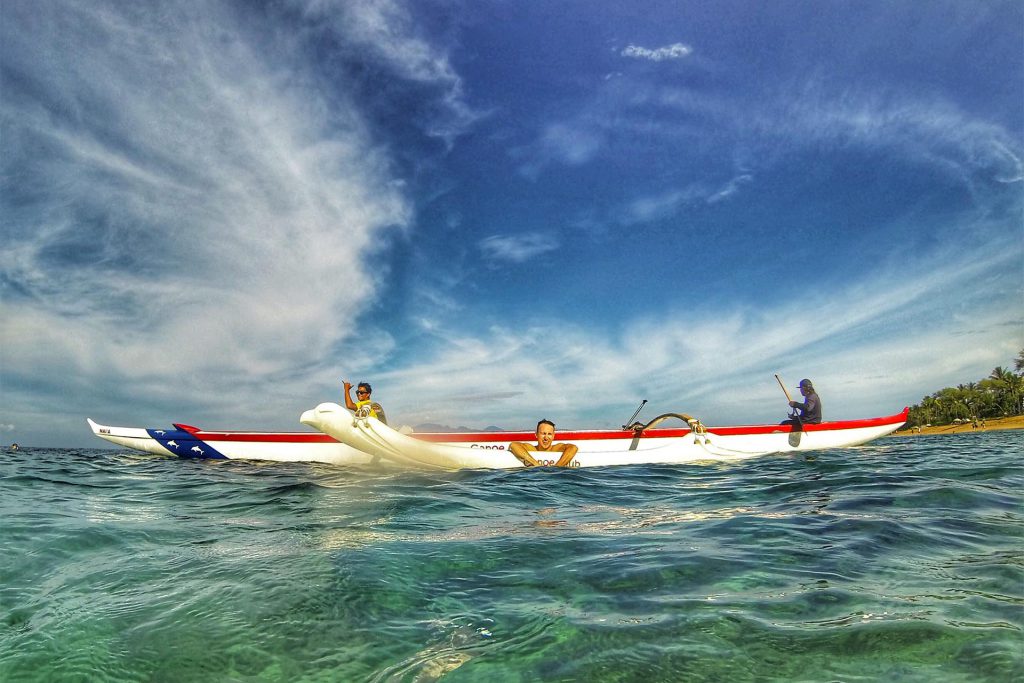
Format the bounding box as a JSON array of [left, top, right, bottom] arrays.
[[147, 428, 228, 459]]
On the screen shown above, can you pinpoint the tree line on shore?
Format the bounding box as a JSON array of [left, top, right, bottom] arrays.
[[905, 350, 1024, 428]]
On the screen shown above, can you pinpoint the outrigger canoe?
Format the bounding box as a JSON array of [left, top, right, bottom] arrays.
[[299, 403, 909, 470], [88, 407, 908, 469]]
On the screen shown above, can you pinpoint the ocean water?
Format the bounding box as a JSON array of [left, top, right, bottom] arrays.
[[1, 433, 1021, 683]]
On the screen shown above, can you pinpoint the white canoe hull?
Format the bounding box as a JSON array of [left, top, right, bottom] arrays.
[[87, 418, 377, 466], [299, 403, 909, 470]]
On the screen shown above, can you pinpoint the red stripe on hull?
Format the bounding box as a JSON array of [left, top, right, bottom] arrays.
[[185, 408, 909, 445]]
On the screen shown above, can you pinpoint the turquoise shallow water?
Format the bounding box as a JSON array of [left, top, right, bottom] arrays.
[[1, 432, 1021, 682]]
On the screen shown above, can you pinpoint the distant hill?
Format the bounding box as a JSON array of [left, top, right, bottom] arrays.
[[413, 423, 508, 433]]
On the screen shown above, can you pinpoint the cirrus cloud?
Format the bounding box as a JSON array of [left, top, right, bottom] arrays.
[[479, 232, 560, 264], [621, 43, 693, 61]]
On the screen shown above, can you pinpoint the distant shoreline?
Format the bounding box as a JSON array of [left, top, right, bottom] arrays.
[[891, 414, 1024, 437]]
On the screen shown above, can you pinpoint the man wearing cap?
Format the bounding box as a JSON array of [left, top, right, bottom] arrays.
[[788, 379, 822, 424]]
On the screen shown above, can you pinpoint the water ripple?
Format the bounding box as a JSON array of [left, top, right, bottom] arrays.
[[0, 433, 1021, 681]]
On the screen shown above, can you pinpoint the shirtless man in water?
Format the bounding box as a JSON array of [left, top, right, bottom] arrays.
[[509, 419, 578, 468]]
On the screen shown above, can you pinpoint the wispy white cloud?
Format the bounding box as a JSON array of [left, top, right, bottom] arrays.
[[539, 124, 604, 165], [619, 188, 696, 225], [516, 64, 1022, 216], [300, 0, 480, 144], [513, 123, 605, 178], [0, 0, 433, 437], [747, 80, 1024, 194], [379, 239, 1022, 430], [479, 232, 559, 264], [612, 175, 754, 227], [707, 174, 753, 203], [621, 43, 693, 62]]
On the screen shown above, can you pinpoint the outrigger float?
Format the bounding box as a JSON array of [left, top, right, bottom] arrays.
[[89, 405, 908, 470]]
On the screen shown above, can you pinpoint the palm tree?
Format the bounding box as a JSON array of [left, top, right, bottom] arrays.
[[986, 367, 1022, 416], [1004, 373, 1024, 415], [905, 353, 1024, 425]]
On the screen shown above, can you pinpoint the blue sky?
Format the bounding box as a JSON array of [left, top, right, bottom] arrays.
[[2, 0, 1022, 447]]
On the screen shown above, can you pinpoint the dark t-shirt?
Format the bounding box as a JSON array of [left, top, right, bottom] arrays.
[[796, 392, 821, 423]]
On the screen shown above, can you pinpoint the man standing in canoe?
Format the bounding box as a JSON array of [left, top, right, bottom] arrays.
[[343, 380, 388, 425], [509, 419, 578, 467], [787, 379, 822, 424]]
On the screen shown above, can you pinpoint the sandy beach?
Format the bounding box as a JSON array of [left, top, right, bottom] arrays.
[[892, 414, 1024, 437]]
